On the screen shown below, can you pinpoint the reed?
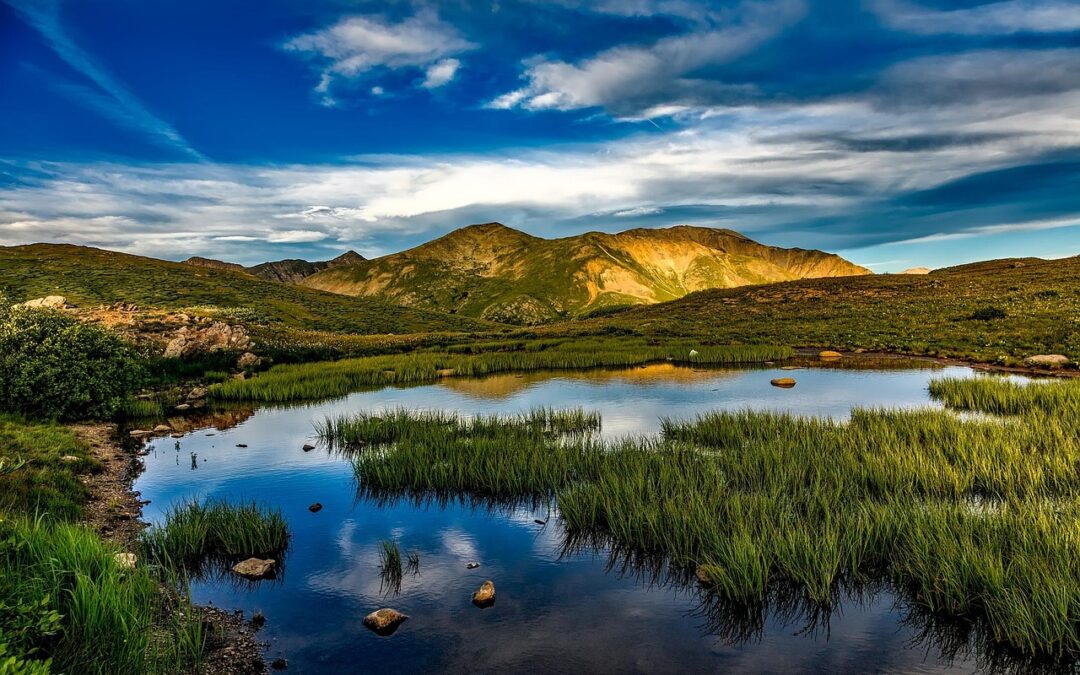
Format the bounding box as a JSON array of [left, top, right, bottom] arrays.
[[378, 539, 403, 593], [140, 499, 289, 569], [212, 339, 793, 402]]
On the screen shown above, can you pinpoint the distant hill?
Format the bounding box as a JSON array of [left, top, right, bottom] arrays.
[[0, 244, 490, 336], [184, 250, 365, 284], [301, 223, 870, 324]]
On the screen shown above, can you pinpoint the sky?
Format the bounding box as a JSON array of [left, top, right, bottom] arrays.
[[1, 0, 1079, 271]]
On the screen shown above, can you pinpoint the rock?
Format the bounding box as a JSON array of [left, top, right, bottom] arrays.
[[186, 387, 209, 401], [694, 565, 712, 585], [435, 368, 456, 377], [174, 403, 191, 411], [780, 366, 800, 371], [853, 348, 867, 354], [472, 580, 496, 607], [302, 444, 315, 452], [163, 321, 253, 358], [819, 350, 843, 358], [770, 378, 797, 388], [533, 519, 546, 525], [18, 295, 67, 309], [60, 455, 80, 463], [237, 352, 262, 369], [129, 429, 151, 437], [236, 443, 248, 448], [153, 424, 171, 433], [251, 611, 266, 628], [114, 552, 137, 570], [232, 372, 246, 380], [1023, 354, 1071, 368], [466, 562, 480, 569], [689, 349, 699, 357], [271, 657, 288, 670], [363, 608, 408, 635], [902, 267, 931, 275], [308, 503, 322, 513], [231, 557, 275, 579]]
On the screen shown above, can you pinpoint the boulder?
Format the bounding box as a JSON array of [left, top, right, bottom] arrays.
[[186, 387, 209, 401], [237, 352, 262, 369], [472, 580, 496, 607], [770, 378, 797, 388], [114, 552, 137, 570], [164, 321, 253, 358], [1023, 354, 1071, 368], [231, 557, 275, 579], [18, 295, 67, 309], [363, 608, 408, 635], [819, 351, 843, 358]]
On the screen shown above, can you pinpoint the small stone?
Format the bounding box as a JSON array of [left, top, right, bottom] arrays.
[[770, 378, 797, 388], [129, 429, 151, 437], [114, 552, 137, 570], [363, 608, 408, 635], [533, 519, 545, 525], [780, 366, 800, 371], [466, 562, 480, 569], [231, 557, 275, 579], [819, 350, 843, 358], [472, 580, 496, 607], [236, 443, 248, 448], [694, 565, 714, 585], [60, 455, 80, 463], [308, 503, 322, 513], [153, 424, 171, 433], [186, 387, 209, 400], [688, 349, 699, 357], [302, 444, 315, 452], [174, 403, 191, 411]]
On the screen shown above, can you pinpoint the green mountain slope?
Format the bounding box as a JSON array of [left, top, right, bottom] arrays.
[[580, 255, 1080, 362], [0, 244, 492, 335], [302, 223, 870, 324]]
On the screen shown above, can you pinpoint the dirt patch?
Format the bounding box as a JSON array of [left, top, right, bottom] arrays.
[[71, 423, 268, 675]]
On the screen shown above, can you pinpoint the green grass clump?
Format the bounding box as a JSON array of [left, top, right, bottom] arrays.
[[119, 397, 164, 419], [214, 338, 793, 402], [378, 540, 403, 593], [140, 500, 289, 569], [0, 416, 95, 520], [332, 379, 1080, 657], [0, 516, 206, 674]]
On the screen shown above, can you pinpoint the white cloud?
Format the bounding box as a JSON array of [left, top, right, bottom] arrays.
[[871, 0, 1080, 35], [612, 206, 664, 217], [490, 0, 805, 116], [285, 10, 475, 96], [422, 58, 461, 88]]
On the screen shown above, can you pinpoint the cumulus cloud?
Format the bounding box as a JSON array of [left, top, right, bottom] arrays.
[[285, 10, 475, 99], [871, 0, 1080, 35], [489, 0, 806, 116]]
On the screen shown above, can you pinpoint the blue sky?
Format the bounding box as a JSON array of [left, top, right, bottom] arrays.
[[1, 0, 1079, 271]]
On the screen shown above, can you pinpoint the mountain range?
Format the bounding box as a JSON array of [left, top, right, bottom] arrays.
[[184, 250, 365, 283], [298, 223, 870, 324]]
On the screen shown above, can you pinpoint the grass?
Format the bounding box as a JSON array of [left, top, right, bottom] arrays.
[[579, 255, 1080, 364], [0, 416, 96, 520], [0, 516, 207, 674], [378, 540, 403, 593], [322, 379, 1080, 657], [213, 338, 794, 402], [140, 499, 289, 570], [119, 397, 165, 419]]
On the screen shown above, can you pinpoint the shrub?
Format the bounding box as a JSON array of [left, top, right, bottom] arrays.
[[0, 298, 143, 420], [967, 306, 1007, 321]]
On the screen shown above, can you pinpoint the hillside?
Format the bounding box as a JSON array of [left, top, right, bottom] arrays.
[[579, 255, 1080, 363], [0, 244, 492, 336], [184, 250, 365, 284], [301, 223, 870, 324]]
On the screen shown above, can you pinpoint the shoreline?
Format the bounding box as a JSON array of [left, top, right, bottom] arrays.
[[71, 422, 268, 675]]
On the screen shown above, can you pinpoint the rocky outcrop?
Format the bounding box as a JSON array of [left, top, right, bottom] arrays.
[[182, 256, 249, 275], [164, 321, 253, 358]]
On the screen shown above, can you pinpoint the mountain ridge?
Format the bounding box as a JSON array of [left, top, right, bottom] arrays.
[[184, 250, 365, 283], [302, 223, 871, 324]]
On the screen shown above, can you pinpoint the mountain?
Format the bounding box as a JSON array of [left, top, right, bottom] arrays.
[[0, 244, 491, 336], [183, 250, 365, 284], [301, 223, 871, 324]]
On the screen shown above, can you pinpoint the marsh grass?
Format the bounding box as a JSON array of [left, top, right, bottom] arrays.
[[325, 380, 1080, 657], [213, 339, 793, 402], [0, 516, 207, 674], [378, 539, 403, 594], [140, 500, 289, 572], [119, 397, 164, 419]]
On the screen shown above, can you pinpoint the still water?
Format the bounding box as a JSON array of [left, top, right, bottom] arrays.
[[134, 363, 1020, 674]]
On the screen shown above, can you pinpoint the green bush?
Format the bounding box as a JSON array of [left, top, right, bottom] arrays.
[[0, 298, 143, 420]]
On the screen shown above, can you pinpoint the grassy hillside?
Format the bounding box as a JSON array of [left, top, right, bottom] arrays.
[[302, 223, 869, 324], [582, 255, 1080, 363], [0, 244, 493, 335]]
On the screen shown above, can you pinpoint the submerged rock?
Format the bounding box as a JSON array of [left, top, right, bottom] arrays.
[[302, 443, 315, 452], [770, 378, 797, 388], [308, 503, 322, 513], [819, 350, 843, 358], [232, 557, 275, 579], [1024, 354, 1071, 368], [271, 657, 288, 670], [466, 562, 480, 569], [472, 580, 496, 608], [363, 608, 408, 635]]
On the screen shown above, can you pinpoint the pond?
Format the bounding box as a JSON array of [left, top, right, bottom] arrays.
[[134, 362, 1026, 674]]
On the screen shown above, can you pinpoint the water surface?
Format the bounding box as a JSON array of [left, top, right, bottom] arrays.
[[135, 363, 1025, 674]]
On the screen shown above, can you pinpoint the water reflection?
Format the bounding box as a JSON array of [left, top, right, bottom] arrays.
[[132, 363, 1060, 674]]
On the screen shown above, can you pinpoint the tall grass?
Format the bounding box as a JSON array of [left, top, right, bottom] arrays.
[[328, 379, 1080, 657], [140, 500, 289, 570], [0, 516, 207, 674], [378, 540, 403, 594], [212, 339, 793, 402]]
